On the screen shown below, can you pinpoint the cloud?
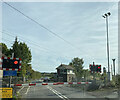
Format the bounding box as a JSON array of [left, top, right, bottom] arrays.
[[2, 2, 118, 73]]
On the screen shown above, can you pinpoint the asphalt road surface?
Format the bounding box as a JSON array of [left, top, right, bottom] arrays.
[[17, 84, 118, 99]]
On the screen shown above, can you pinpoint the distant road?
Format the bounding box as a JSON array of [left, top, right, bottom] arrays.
[[17, 84, 118, 99]]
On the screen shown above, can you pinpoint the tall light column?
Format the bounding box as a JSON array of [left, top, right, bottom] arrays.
[[102, 12, 111, 82]]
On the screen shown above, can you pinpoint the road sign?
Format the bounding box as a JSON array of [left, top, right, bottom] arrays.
[[3, 70, 17, 76], [0, 88, 12, 98], [0, 57, 22, 71]]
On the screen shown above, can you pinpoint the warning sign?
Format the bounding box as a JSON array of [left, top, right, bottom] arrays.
[[0, 88, 12, 98]]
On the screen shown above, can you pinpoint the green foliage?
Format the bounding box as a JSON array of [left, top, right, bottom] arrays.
[[30, 70, 41, 80], [0, 43, 11, 56], [69, 57, 84, 81], [1, 37, 41, 81], [10, 37, 32, 78], [82, 69, 91, 80], [115, 75, 120, 88], [11, 37, 32, 64], [101, 73, 107, 81]]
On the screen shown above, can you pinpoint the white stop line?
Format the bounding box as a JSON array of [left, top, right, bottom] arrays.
[[47, 86, 69, 100]]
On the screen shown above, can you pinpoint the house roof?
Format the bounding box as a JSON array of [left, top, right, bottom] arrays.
[[56, 64, 74, 70]]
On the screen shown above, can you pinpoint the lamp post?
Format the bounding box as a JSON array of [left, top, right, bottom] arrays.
[[102, 12, 111, 82]]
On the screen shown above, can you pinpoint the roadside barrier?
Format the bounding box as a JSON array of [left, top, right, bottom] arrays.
[[13, 82, 92, 86]]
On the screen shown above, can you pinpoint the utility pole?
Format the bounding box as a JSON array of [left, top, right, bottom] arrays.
[[112, 59, 116, 76], [111, 64, 112, 76], [102, 12, 111, 82], [93, 62, 96, 81]]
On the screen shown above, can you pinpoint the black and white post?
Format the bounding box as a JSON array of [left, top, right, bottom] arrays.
[[9, 53, 14, 87]]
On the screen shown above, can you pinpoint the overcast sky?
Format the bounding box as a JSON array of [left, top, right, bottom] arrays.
[[1, 1, 118, 73]]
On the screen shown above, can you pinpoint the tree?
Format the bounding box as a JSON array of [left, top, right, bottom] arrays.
[[0, 37, 42, 82], [11, 37, 32, 63], [11, 37, 32, 78], [69, 57, 84, 81], [0, 43, 11, 56], [82, 69, 91, 81]]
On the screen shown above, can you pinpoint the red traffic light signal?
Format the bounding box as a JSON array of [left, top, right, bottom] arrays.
[[89, 64, 101, 73], [14, 61, 18, 64], [98, 66, 100, 69], [97, 65, 101, 73]]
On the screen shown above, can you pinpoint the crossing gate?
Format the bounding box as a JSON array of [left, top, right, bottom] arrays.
[[13, 82, 92, 87]]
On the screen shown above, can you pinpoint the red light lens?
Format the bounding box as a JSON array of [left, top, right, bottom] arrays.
[[14, 61, 18, 64], [98, 67, 100, 69]]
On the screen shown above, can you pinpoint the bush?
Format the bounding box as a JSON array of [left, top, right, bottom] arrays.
[[86, 80, 100, 91], [116, 75, 120, 88]]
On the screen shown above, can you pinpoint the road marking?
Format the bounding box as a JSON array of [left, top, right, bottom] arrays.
[[25, 86, 30, 94], [114, 92, 118, 94], [47, 86, 69, 100], [17, 86, 24, 93], [48, 86, 65, 99]]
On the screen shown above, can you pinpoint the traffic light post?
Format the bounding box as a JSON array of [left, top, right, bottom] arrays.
[[0, 55, 22, 88], [89, 62, 101, 82], [89, 64, 101, 73], [9, 53, 14, 87]]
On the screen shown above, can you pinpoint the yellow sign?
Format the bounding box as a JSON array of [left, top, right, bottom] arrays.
[[0, 88, 12, 98]]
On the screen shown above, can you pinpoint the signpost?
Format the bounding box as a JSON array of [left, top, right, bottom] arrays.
[[0, 88, 12, 98], [89, 62, 102, 83], [3, 71, 17, 76], [0, 56, 22, 98], [0, 56, 22, 87]]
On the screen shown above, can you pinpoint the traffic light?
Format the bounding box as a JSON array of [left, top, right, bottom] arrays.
[[89, 64, 96, 72], [89, 64, 101, 73], [96, 65, 101, 73], [2, 59, 20, 69]]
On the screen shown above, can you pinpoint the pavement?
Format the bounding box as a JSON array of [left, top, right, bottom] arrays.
[[15, 83, 119, 99]]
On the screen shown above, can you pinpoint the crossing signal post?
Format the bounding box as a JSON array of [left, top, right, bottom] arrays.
[[89, 64, 101, 73], [89, 62, 101, 82], [0, 57, 22, 87]]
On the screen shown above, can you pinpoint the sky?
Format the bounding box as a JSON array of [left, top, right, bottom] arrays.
[[1, 1, 118, 73]]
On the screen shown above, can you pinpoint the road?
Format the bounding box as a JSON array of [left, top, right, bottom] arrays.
[[16, 83, 118, 99]]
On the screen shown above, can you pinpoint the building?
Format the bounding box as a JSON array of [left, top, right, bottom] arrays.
[[56, 64, 76, 82]]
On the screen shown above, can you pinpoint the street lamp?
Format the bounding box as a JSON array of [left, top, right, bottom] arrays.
[[102, 12, 111, 82]]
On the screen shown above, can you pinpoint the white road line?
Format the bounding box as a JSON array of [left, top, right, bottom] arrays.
[[47, 86, 69, 100], [25, 86, 30, 94], [48, 87, 65, 100], [17, 86, 24, 93]]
